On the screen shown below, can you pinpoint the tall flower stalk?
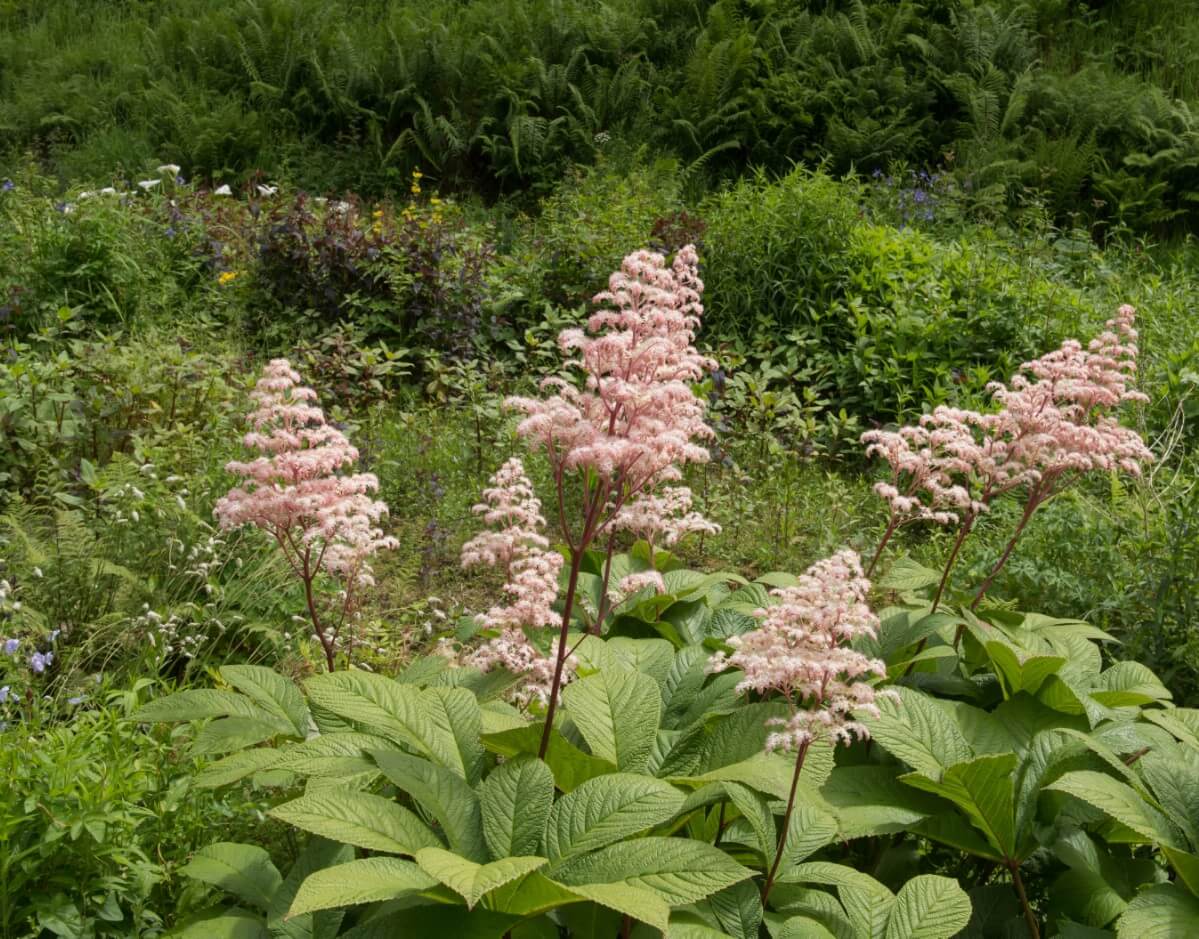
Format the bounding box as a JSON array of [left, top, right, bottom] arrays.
[[708, 549, 891, 906], [496, 245, 716, 757], [864, 305, 1153, 629], [215, 359, 396, 671]]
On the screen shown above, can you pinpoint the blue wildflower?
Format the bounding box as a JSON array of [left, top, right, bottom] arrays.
[[68, 695, 85, 706], [30, 652, 46, 674], [0, 686, 8, 703], [913, 189, 927, 204], [1, 179, 13, 192], [3, 638, 17, 655]]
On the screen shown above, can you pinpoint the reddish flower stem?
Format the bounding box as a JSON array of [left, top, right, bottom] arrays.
[[761, 739, 810, 907]]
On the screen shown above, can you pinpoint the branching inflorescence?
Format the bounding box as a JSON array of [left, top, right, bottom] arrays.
[[864, 305, 1153, 618], [709, 548, 893, 903], [215, 359, 396, 670], [465, 246, 718, 754]]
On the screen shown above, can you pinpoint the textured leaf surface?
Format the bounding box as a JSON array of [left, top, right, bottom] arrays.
[[563, 669, 662, 771], [415, 848, 546, 908], [423, 686, 485, 782], [546, 772, 684, 860], [1116, 884, 1199, 938], [195, 749, 282, 788], [480, 756, 554, 858], [304, 672, 437, 757], [180, 842, 282, 912], [868, 687, 973, 778], [482, 723, 616, 792], [288, 857, 437, 916], [885, 875, 973, 939], [269, 790, 441, 855], [268, 836, 352, 939], [371, 749, 487, 860], [903, 754, 1018, 858], [821, 765, 941, 839], [134, 689, 292, 734], [549, 837, 753, 907], [1048, 771, 1184, 849], [220, 664, 309, 737]]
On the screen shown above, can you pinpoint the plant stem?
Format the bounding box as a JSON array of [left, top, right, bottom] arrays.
[[761, 739, 809, 907], [593, 531, 618, 634], [1008, 861, 1040, 939], [866, 517, 900, 578], [620, 914, 632, 939], [970, 492, 1042, 612], [538, 549, 585, 760], [933, 515, 974, 614]]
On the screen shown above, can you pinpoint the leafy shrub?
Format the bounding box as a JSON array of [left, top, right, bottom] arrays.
[[0, 692, 273, 939]]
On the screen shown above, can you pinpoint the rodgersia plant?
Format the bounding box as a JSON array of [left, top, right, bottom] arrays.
[[503, 245, 718, 755], [709, 548, 891, 904], [215, 359, 396, 670], [865, 304, 1153, 617]]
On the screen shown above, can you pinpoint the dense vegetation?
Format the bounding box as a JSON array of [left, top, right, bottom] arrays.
[[3, 2, 1199, 938]]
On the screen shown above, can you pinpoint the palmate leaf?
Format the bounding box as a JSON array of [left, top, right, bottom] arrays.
[[189, 717, 282, 756], [546, 773, 684, 861], [1092, 662, 1173, 707], [287, 858, 438, 917], [371, 749, 488, 861], [562, 668, 662, 772], [415, 848, 546, 908], [480, 756, 555, 858], [180, 843, 283, 912], [269, 790, 442, 855]]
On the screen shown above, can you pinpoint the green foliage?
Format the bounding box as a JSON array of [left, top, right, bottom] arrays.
[[0, 692, 273, 939]]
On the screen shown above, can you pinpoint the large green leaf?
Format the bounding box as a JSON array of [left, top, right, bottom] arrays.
[[1047, 771, 1185, 850], [564, 882, 672, 931], [268, 836, 353, 939], [133, 689, 293, 736], [721, 781, 776, 862], [172, 910, 268, 939], [189, 716, 284, 756], [546, 773, 684, 861], [269, 790, 441, 855], [195, 749, 282, 788], [1116, 884, 1199, 938], [903, 754, 1018, 859], [1092, 663, 1172, 708], [885, 875, 973, 939], [778, 862, 893, 938], [180, 843, 283, 912], [423, 686, 485, 783], [220, 665, 309, 737], [549, 837, 753, 912], [481, 723, 616, 792], [304, 672, 438, 760], [780, 805, 839, 870], [287, 858, 438, 916], [708, 880, 764, 939], [867, 688, 973, 779], [563, 669, 662, 771], [984, 640, 1065, 698], [480, 756, 555, 858], [272, 732, 396, 779], [821, 765, 942, 839], [415, 848, 546, 908], [335, 903, 519, 938], [371, 749, 488, 861]]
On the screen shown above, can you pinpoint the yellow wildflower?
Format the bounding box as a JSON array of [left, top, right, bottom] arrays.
[[218, 271, 239, 286]]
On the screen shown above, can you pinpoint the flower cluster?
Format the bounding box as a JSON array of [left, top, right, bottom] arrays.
[[215, 359, 396, 668], [863, 306, 1154, 583], [612, 486, 720, 551], [508, 246, 716, 522], [461, 459, 571, 706], [709, 550, 891, 751]]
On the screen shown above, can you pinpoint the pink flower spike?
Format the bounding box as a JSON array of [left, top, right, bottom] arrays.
[[708, 549, 893, 752]]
